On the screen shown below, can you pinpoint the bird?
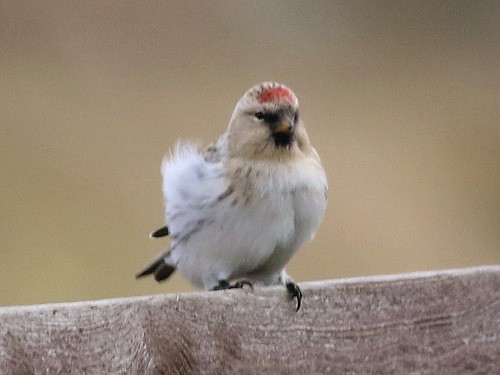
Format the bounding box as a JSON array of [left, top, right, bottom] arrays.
[[136, 82, 328, 311]]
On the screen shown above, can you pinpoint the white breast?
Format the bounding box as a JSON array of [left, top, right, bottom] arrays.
[[162, 143, 327, 289]]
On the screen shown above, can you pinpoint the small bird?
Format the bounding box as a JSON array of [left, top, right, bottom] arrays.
[[136, 82, 327, 311]]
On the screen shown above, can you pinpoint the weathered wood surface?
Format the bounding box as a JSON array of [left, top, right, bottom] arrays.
[[0, 266, 499, 375]]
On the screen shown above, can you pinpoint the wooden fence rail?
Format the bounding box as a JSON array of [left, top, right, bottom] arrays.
[[1, 266, 499, 374]]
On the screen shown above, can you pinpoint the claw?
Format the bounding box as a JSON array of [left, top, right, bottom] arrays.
[[212, 280, 230, 290], [232, 280, 254, 291], [286, 281, 302, 312], [212, 280, 254, 291]]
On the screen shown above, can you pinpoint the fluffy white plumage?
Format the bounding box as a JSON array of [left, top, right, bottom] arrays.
[[137, 82, 327, 309]]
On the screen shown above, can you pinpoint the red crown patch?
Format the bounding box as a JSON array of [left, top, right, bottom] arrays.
[[258, 87, 294, 104]]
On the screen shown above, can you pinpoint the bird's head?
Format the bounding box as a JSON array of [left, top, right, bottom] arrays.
[[226, 82, 311, 161]]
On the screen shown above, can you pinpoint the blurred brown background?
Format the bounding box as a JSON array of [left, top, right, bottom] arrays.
[[1, 1, 499, 307]]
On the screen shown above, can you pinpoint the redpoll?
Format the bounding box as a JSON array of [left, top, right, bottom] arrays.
[[137, 82, 328, 311]]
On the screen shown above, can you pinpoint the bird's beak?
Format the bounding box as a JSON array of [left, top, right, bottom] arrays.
[[273, 118, 294, 135]]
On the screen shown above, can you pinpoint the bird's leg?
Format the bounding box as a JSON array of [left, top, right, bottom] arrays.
[[212, 280, 253, 291], [277, 271, 302, 312], [286, 281, 302, 312]]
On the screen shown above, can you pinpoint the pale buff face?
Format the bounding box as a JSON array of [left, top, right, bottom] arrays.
[[226, 82, 312, 161]]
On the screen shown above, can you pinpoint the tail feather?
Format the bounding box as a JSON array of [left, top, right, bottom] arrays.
[[136, 251, 176, 282], [153, 262, 176, 282]]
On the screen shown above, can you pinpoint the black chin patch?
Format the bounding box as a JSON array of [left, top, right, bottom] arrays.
[[273, 132, 294, 148]]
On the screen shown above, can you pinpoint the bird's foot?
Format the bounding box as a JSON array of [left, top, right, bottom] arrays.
[[212, 280, 254, 291], [286, 281, 302, 312]]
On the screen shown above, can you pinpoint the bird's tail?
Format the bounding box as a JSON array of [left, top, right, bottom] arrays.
[[136, 251, 176, 282]]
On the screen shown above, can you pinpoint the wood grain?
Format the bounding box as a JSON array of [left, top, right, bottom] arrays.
[[1, 266, 499, 374]]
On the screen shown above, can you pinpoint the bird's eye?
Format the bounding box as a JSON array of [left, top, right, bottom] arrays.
[[293, 112, 299, 123], [254, 112, 265, 120]]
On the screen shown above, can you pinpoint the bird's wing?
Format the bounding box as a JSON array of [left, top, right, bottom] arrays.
[[161, 142, 230, 246], [137, 142, 229, 283], [149, 225, 169, 238]]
